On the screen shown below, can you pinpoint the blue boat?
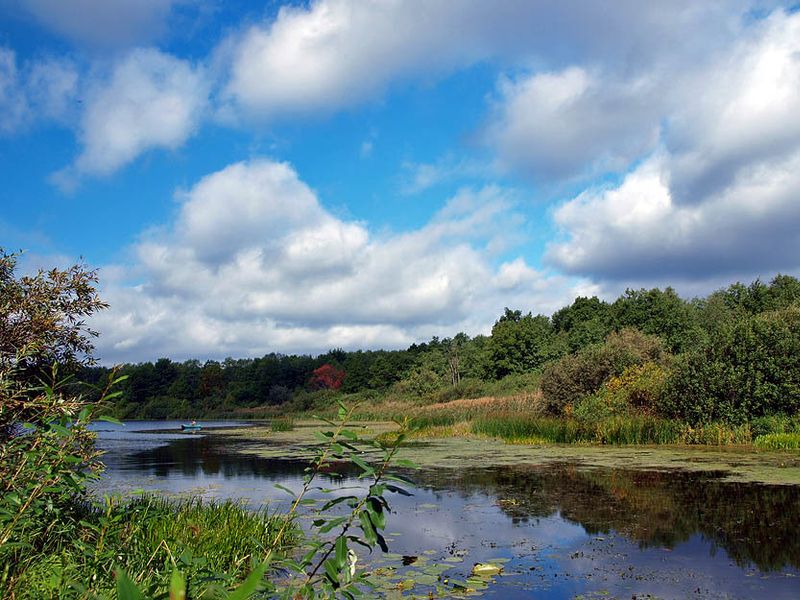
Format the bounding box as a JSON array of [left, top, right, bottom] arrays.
[[181, 422, 202, 431]]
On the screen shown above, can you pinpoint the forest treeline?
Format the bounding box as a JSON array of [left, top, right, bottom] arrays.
[[84, 274, 800, 423]]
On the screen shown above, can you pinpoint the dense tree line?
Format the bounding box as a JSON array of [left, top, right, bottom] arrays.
[[85, 275, 800, 420]]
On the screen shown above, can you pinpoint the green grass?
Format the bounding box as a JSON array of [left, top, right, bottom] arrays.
[[8, 496, 298, 599], [754, 432, 800, 450], [271, 417, 295, 432], [470, 414, 757, 446], [472, 415, 682, 445]]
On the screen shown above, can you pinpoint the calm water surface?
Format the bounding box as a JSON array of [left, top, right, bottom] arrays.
[[93, 421, 800, 599]]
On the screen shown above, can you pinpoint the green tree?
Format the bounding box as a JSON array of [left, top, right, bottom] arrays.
[[660, 306, 800, 424], [611, 287, 700, 352], [0, 249, 107, 375], [489, 308, 559, 378]]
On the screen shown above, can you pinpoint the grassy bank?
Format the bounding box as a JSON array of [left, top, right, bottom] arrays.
[[5, 496, 298, 599], [298, 392, 800, 448]]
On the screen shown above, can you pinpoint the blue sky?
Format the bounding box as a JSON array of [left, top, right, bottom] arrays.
[[2, 0, 800, 363]]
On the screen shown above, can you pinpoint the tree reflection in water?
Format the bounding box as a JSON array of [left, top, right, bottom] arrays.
[[416, 463, 800, 572]]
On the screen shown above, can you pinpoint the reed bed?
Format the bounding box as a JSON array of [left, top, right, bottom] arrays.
[[270, 416, 295, 431], [471, 414, 756, 446], [755, 432, 800, 450]]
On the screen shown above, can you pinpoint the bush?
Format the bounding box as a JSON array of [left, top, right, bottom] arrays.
[[750, 414, 800, 438], [605, 362, 669, 411], [660, 307, 800, 424], [541, 328, 667, 414], [573, 392, 629, 421]]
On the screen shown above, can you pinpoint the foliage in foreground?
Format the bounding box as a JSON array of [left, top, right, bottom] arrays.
[[1, 251, 428, 598], [11, 497, 297, 599]]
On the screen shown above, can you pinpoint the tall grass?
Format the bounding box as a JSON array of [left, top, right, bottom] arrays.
[[11, 496, 298, 599], [271, 417, 295, 432], [471, 414, 683, 445], [471, 414, 755, 446], [754, 433, 800, 450]]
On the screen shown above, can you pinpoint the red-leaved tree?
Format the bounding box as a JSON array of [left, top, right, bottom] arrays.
[[310, 364, 345, 390]]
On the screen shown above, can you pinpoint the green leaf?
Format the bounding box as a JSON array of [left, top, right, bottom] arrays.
[[48, 423, 71, 436], [314, 431, 334, 444], [359, 510, 377, 546], [383, 473, 415, 485], [321, 495, 358, 511], [226, 561, 268, 600], [366, 498, 386, 529], [169, 569, 186, 600], [115, 570, 146, 600], [340, 429, 359, 441], [350, 455, 374, 476], [324, 558, 340, 585], [319, 516, 348, 533], [273, 483, 296, 497], [385, 484, 413, 497], [335, 536, 348, 569]]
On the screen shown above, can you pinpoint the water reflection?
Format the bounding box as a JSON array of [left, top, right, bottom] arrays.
[[124, 435, 361, 480], [416, 464, 800, 572], [95, 422, 361, 501]]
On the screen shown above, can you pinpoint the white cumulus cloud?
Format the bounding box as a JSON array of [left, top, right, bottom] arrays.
[[92, 159, 584, 362], [547, 150, 800, 288], [543, 9, 800, 290], [0, 47, 79, 134], [220, 0, 738, 119], [57, 48, 208, 183], [486, 66, 662, 181]]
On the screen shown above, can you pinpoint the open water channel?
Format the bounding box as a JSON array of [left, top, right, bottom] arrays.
[[93, 421, 800, 599]]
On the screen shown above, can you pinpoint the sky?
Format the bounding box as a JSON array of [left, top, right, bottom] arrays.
[[2, 0, 800, 364]]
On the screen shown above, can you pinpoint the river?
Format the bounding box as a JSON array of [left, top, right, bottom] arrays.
[[93, 421, 800, 599]]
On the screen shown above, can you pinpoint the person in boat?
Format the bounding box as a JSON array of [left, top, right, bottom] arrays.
[[190, 420, 197, 426]]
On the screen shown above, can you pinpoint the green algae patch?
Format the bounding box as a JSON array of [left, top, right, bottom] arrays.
[[210, 422, 800, 485]]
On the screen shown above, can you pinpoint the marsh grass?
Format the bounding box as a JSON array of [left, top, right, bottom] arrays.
[[270, 417, 295, 432], [755, 433, 800, 450], [472, 415, 679, 444], [470, 415, 757, 446], [331, 393, 761, 447], [11, 496, 297, 599]]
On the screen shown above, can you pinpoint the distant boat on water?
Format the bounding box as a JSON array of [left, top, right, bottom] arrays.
[[181, 422, 202, 431]]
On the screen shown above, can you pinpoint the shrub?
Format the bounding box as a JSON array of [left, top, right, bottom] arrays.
[[573, 392, 629, 422], [541, 328, 667, 414], [604, 362, 669, 412], [397, 366, 446, 400], [660, 306, 800, 424], [750, 414, 800, 438]]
